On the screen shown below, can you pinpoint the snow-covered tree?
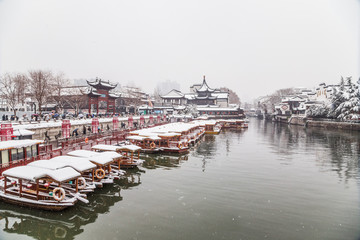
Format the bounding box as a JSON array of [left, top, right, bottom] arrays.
[[306, 103, 329, 118], [327, 77, 346, 119], [182, 104, 198, 118], [336, 77, 360, 120]]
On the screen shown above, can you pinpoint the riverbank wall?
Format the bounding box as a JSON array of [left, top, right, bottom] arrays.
[[287, 116, 360, 131]]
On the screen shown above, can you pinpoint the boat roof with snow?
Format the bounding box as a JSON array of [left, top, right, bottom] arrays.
[[28, 157, 96, 172], [2, 165, 81, 182], [67, 150, 116, 165], [0, 140, 43, 151]]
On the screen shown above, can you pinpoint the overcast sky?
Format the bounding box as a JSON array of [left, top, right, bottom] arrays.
[[0, 0, 359, 102]]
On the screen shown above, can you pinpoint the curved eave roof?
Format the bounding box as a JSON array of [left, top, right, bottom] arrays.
[[196, 79, 215, 93], [87, 79, 117, 90]]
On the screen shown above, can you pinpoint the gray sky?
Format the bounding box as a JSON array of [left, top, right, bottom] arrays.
[[0, 0, 359, 102]]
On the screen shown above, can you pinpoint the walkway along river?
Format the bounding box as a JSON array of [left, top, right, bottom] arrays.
[[0, 119, 359, 240]]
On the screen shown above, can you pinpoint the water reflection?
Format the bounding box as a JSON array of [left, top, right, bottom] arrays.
[[0, 154, 189, 240], [257, 120, 360, 181], [141, 154, 189, 170], [0, 170, 143, 240]]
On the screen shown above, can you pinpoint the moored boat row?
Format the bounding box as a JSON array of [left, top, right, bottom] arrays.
[[125, 119, 247, 154], [0, 118, 247, 211], [0, 145, 143, 211]]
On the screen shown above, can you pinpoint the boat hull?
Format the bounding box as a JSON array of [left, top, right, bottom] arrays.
[[0, 194, 75, 211]]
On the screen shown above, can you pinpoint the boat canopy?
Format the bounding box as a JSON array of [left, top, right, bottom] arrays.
[[126, 135, 147, 141], [29, 157, 96, 172], [2, 165, 80, 182], [67, 150, 115, 165], [116, 145, 142, 152], [91, 144, 120, 152], [0, 139, 43, 151]]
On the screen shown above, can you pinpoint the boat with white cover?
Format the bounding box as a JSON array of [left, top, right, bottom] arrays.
[[0, 166, 82, 211]]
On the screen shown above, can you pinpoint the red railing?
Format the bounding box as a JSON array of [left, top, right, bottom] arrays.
[[0, 121, 169, 176]]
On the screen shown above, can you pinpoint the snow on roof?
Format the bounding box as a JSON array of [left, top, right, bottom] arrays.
[[28, 160, 69, 170], [126, 135, 147, 141], [29, 157, 96, 172], [91, 144, 120, 152], [197, 107, 239, 111], [3, 166, 47, 181], [116, 144, 142, 152], [67, 150, 115, 165], [50, 156, 97, 172], [211, 92, 228, 99], [67, 150, 95, 158], [184, 93, 196, 100], [12, 129, 35, 136], [197, 78, 215, 92], [158, 133, 181, 137], [96, 151, 122, 159], [0, 139, 43, 151], [2, 165, 80, 182], [161, 89, 184, 98]]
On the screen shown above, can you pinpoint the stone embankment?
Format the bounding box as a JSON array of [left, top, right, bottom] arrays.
[[288, 116, 360, 131]]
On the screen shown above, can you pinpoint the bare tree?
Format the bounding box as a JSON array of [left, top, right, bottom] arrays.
[[220, 87, 241, 105], [28, 70, 55, 115], [0, 73, 27, 117], [261, 88, 295, 112], [63, 87, 87, 115], [52, 72, 71, 114], [152, 87, 162, 105]]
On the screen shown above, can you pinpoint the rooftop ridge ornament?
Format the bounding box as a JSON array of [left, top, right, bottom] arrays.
[[197, 75, 215, 93]]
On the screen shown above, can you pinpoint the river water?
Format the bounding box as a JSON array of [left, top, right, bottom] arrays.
[[0, 119, 359, 240]]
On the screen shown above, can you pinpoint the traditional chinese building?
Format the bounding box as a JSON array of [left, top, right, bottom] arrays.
[[161, 76, 229, 107], [160, 76, 244, 118], [85, 78, 120, 115]]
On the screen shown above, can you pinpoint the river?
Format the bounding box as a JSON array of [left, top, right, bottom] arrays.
[[0, 119, 359, 240]]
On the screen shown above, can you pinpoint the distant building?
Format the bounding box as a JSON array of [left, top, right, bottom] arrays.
[[85, 78, 120, 115], [273, 82, 344, 117], [161, 76, 229, 107], [160, 76, 243, 117]]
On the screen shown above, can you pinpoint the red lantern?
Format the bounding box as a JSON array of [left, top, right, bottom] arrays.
[[149, 115, 154, 124], [112, 117, 119, 130], [1, 123, 13, 141], [140, 115, 145, 126], [61, 120, 71, 138], [128, 116, 133, 128], [92, 118, 99, 133]]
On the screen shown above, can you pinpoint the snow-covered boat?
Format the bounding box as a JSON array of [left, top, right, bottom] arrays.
[[0, 139, 44, 175], [27, 158, 97, 195], [91, 144, 144, 169], [204, 121, 222, 134], [126, 135, 161, 153], [67, 150, 124, 182], [109, 144, 144, 168], [0, 166, 82, 211]]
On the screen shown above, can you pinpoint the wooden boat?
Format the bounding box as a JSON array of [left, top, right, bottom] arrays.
[[157, 132, 190, 154], [113, 144, 144, 168], [91, 144, 143, 169], [126, 135, 161, 153], [0, 166, 82, 211], [28, 158, 97, 194], [0, 139, 44, 175], [221, 119, 248, 129], [66, 150, 122, 183], [204, 121, 221, 134]]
